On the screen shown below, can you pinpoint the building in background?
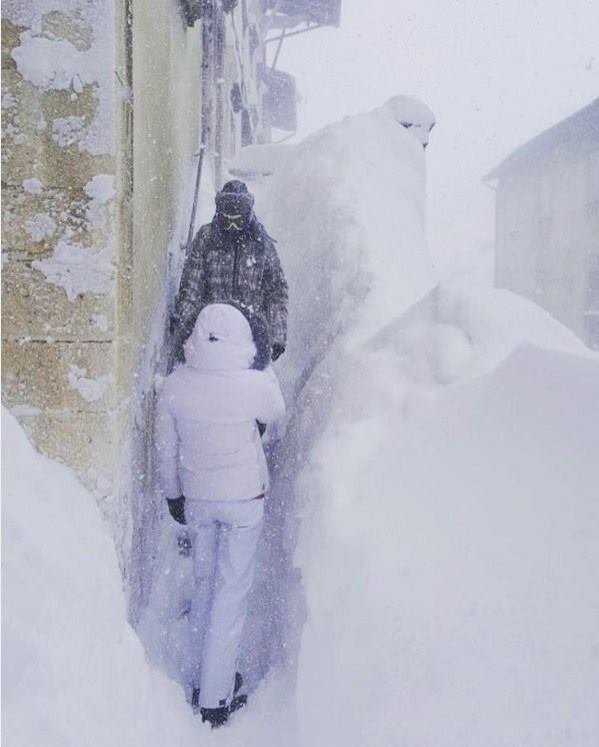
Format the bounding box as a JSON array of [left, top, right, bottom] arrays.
[[486, 98, 599, 349], [1, 0, 341, 557]]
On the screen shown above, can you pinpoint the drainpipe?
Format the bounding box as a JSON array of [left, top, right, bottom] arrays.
[[213, 7, 226, 189], [187, 1, 215, 246]]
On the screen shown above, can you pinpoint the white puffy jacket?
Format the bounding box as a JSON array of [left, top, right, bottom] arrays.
[[156, 304, 285, 502]]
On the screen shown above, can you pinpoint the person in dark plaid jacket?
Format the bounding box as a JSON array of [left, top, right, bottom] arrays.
[[170, 180, 288, 368]]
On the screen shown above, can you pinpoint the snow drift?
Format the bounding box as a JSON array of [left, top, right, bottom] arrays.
[[292, 343, 599, 746], [267, 96, 437, 359], [1, 411, 202, 747], [242, 96, 599, 745]]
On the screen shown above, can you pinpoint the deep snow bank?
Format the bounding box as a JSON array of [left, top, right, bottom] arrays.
[[259, 96, 438, 368], [239, 97, 599, 745], [1, 411, 202, 747], [293, 344, 599, 746]]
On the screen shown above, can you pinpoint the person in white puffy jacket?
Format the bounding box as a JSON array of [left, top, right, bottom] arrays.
[[156, 302, 285, 728]]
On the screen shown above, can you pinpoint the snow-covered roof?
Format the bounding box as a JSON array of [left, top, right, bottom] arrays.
[[486, 97, 599, 181]]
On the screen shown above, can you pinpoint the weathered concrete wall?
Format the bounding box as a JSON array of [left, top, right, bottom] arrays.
[[127, 0, 201, 371], [2, 1, 271, 556], [1, 0, 204, 542], [122, 0, 204, 577], [2, 2, 120, 519]]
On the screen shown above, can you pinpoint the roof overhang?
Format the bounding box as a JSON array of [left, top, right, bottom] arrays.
[[485, 97, 599, 182]]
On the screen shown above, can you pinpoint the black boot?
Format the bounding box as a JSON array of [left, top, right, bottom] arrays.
[[229, 692, 248, 714], [200, 693, 247, 729], [192, 672, 245, 717], [191, 687, 200, 711], [234, 671, 243, 695], [200, 706, 229, 729]]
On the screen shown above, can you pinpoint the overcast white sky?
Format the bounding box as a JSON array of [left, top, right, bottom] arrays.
[[272, 0, 599, 268]]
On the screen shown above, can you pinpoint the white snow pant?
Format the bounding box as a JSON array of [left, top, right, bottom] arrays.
[[186, 497, 264, 709]]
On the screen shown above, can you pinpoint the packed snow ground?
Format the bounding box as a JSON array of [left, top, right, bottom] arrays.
[[4, 98, 599, 746], [290, 342, 599, 745]]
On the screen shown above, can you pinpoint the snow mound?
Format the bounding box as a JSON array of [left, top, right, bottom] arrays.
[[438, 283, 591, 375], [238, 96, 599, 745], [384, 94, 436, 147], [253, 95, 438, 356], [1, 411, 200, 747], [294, 344, 599, 746]]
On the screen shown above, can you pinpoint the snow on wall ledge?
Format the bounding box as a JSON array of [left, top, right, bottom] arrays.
[[6, 0, 116, 157], [253, 95, 438, 362], [238, 96, 599, 745]]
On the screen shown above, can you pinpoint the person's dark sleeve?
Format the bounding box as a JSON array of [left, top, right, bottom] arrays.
[[167, 496, 186, 525], [262, 240, 288, 349], [171, 231, 205, 344]]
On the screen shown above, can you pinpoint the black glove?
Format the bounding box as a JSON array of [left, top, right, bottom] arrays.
[[271, 343, 285, 361], [167, 496, 186, 525]]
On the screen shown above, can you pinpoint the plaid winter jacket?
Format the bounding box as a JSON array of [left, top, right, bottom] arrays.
[[171, 218, 288, 357]]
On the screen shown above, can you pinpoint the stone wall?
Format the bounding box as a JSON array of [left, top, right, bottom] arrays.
[[1, 0, 206, 550], [2, 0, 271, 555], [2, 1, 121, 522]]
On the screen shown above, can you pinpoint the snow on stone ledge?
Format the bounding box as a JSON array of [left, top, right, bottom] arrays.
[[32, 239, 114, 301], [68, 365, 110, 403], [84, 174, 116, 203], [6, 0, 115, 156], [22, 177, 44, 194]]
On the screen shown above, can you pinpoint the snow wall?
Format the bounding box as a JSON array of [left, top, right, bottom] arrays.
[[242, 97, 599, 746], [134, 97, 440, 700]]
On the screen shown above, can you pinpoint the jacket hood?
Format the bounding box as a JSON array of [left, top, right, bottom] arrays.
[[184, 303, 257, 371]]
